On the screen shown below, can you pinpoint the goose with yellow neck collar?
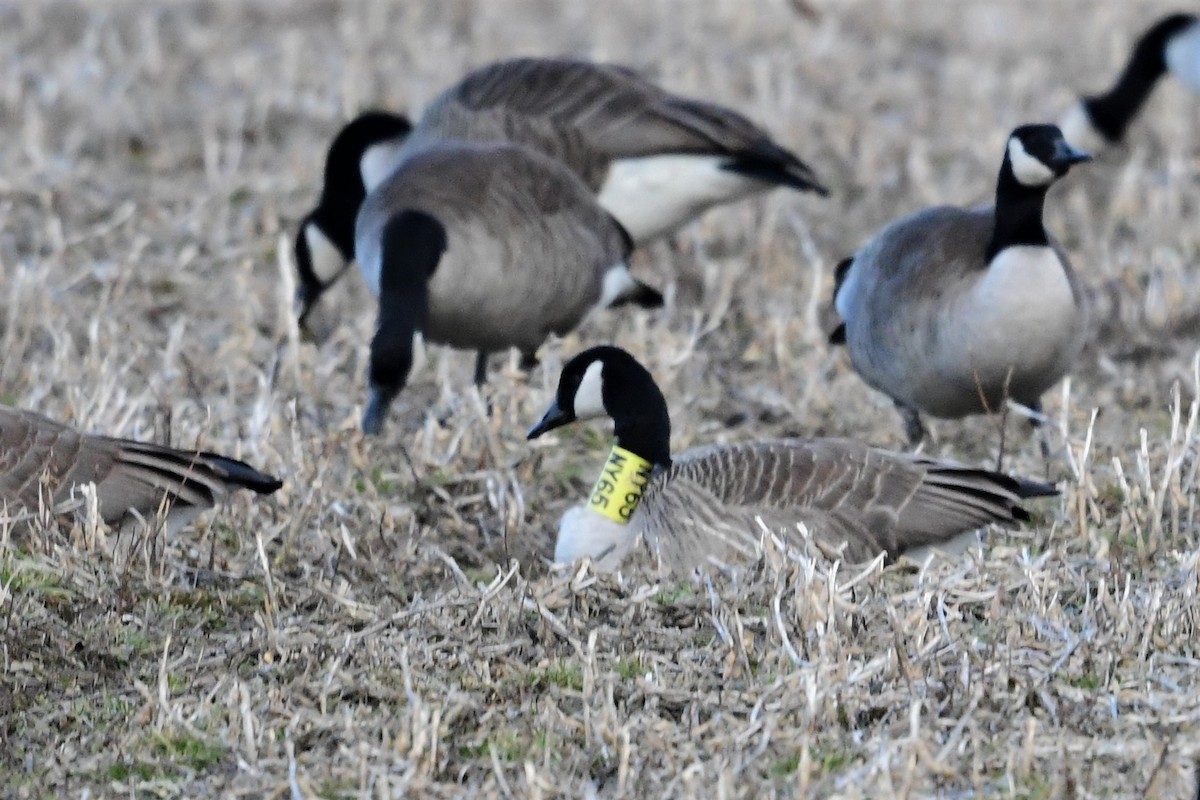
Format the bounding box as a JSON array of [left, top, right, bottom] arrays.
[[528, 347, 1058, 573]]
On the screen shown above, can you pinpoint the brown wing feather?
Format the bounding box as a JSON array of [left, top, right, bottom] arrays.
[[0, 407, 281, 528], [636, 438, 1051, 570], [410, 57, 824, 193]]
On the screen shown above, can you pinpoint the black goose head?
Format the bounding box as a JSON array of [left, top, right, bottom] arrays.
[[1004, 124, 1092, 188], [528, 346, 673, 468], [294, 111, 412, 328]]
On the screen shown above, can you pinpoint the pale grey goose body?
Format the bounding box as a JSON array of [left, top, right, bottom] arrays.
[[527, 347, 1056, 572], [829, 124, 1093, 446], [295, 57, 826, 324], [1059, 13, 1200, 154], [0, 406, 282, 533], [357, 141, 662, 435]]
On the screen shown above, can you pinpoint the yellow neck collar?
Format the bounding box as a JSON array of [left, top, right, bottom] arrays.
[[586, 446, 653, 524]]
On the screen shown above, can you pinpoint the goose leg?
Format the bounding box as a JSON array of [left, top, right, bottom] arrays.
[[1028, 398, 1051, 463], [518, 351, 539, 373], [473, 351, 489, 386], [894, 401, 926, 449]]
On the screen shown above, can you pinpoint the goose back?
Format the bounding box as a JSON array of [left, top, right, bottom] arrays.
[[633, 438, 1047, 570], [356, 141, 633, 354]]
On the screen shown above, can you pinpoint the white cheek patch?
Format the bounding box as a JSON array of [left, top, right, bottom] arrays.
[[1166, 20, 1200, 95], [304, 222, 349, 285], [1007, 137, 1055, 187], [572, 360, 606, 420], [359, 140, 408, 192], [1058, 102, 1109, 156]]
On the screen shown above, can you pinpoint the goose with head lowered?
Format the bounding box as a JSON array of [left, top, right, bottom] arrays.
[[0, 406, 282, 535], [294, 57, 827, 325], [527, 347, 1057, 573], [829, 124, 1092, 447], [1059, 12, 1200, 154], [356, 141, 663, 436]]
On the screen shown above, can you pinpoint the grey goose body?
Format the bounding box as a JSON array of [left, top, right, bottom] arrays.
[[1059, 13, 1200, 153], [528, 347, 1056, 573], [831, 125, 1092, 445], [357, 141, 662, 435], [0, 406, 282, 533], [295, 57, 826, 324]]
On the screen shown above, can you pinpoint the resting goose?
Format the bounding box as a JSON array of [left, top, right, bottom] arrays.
[[0, 406, 281, 534], [527, 346, 1056, 572]]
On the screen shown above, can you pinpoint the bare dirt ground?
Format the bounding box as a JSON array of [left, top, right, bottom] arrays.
[[2, 0, 1199, 797]]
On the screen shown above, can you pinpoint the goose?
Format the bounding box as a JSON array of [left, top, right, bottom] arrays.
[[355, 141, 663, 436], [526, 346, 1057, 572], [828, 124, 1092, 446], [0, 406, 282, 534], [295, 57, 827, 324], [1059, 12, 1200, 154]]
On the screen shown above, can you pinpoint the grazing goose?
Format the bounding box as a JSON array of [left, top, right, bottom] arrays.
[[0, 406, 282, 533], [527, 347, 1057, 572], [356, 141, 663, 436], [295, 57, 827, 323], [829, 124, 1092, 447], [294, 112, 413, 326], [1059, 13, 1200, 153]]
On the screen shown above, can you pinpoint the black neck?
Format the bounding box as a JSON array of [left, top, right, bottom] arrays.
[[987, 156, 1051, 262], [1083, 15, 1183, 142], [609, 366, 673, 469], [313, 179, 366, 260]]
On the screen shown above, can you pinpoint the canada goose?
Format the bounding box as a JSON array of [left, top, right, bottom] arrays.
[[294, 111, 413, 328], [828, 124, 1092, 447], [295, 57, 827, 324], [356, 141, 663, 436], [527, 346, 1057, 572], [1059, 13, 1200, 153], [0, 406, 282, 534]]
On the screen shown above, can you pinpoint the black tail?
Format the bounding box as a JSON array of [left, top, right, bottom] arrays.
[[611, 279, 665, 309], [721, 148, 829, 196]]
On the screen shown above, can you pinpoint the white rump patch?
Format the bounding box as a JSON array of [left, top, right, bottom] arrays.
[[359, 139, 408, 192], [304, 222, 349, 285], [597, 262, 638, 309], [572, 360, 606, 421], [554, 504, 640, 571], [597, 154, 762, 243], [1167, 19, 1200, 94], [1057, 102, 1109, 156], [1007, 137, 1055, 186]]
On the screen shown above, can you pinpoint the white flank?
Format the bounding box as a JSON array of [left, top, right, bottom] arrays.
[[554, 505, 640, 571], [597, 154, 762, 243], [1057, 102, 1109, 156], [359, 139, 409, 192], [1006, 137, 1055, 186], [901, 529, 982, 567], [1166, 19, 1200, 95], [303, 222, 350, 285], [572, 360, 606, 420]]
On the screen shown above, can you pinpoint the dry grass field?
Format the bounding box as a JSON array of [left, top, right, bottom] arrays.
[[2, 0, 1200, 796]]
